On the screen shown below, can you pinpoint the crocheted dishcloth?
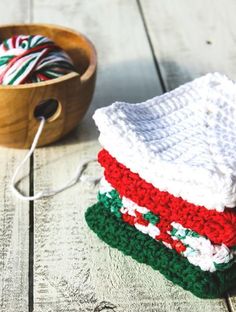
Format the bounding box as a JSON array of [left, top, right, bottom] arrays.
[[98, 179, 235, 272], [93, 73, 236, 211], [85, 202, 236, 299], [98, 149, 236, 247]]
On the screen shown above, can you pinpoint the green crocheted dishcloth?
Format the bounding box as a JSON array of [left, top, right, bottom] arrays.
[[85, 202, 236, 299]]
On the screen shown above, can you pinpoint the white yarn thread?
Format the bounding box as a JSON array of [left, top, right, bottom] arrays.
[[11, 117, 99, 201]]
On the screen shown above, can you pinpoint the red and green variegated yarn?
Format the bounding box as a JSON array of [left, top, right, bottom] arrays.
[[98, 149, 236, 247], [0, 34, 76, 85], [98, 188, 235, 272], [85, 202, 236, 299]]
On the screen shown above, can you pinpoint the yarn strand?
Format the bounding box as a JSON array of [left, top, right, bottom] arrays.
[[2, 34, 98, 200], [11, 117, 99, 201]]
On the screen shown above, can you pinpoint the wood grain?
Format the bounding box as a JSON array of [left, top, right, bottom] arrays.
[[32, 0, 167, 311], [32, 0, 232, 312], [228, 290, 236, 312], [139, 0, 236, 89], [0, 0, 31, 24], [140, 0, 236, 310], [0, 1, 31, 311], [0, 149, 30, 312]]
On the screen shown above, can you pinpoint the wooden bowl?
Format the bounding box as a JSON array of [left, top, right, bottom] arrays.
[[0, 23, 97, 148]]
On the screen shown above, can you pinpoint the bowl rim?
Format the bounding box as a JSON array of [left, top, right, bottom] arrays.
[[0, 23, 97, 89]]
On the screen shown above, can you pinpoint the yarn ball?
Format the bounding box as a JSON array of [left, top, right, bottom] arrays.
[[0, 34, 76, 85]]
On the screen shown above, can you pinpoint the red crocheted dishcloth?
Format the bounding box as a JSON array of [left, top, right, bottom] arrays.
[[98, 149, 236, 247]]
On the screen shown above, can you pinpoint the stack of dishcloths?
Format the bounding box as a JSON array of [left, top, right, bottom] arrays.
[[85, 72, 236, 298]]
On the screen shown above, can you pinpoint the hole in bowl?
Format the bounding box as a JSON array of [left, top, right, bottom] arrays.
[[34, 98, 62, 122]]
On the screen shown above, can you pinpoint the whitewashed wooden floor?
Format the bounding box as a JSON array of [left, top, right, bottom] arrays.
[[1, 0, 236, 311]]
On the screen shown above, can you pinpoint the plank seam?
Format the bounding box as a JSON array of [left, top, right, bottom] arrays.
[[136, 0, 167, 92], [28, 155, 34, 312], [226, 294, 234, 312], [28, 1, 34, 310]]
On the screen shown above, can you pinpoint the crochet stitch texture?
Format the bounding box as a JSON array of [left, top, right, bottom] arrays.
[[85, 202, 236, 299], [86, 72, 236, 298], [93, 72, 236, 211], [98, 149, 236, 247], [98, 182, 235, 272]]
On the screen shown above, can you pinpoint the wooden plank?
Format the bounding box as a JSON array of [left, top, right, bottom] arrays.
[[139, 0, 236, 311], [34, 0, 233, 311], [139, 0, 236, 89], [0, 1, 31, 312], [0, 149, 30, 312], [32, 0, 231, 311], [32, 0, 162, 311], [0, 0, 31, 24], [228, 290, 236, 312]]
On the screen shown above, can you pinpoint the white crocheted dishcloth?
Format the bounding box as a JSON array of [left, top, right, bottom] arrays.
[[93, 72, 236, 211]]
